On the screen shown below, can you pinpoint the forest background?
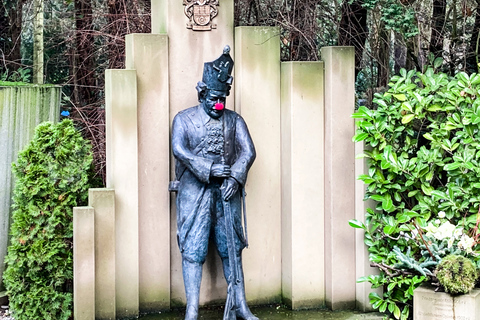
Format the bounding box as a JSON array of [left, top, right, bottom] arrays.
[[1, 0, 479, 184]]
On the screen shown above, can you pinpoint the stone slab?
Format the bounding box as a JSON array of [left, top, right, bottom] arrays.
[[88, 188, 116, 320], [414, 285, 480, 320], [167, 0, 235, 306], [321, 46, 356, 310], [151, 0, 167, 34], [105, 69, 139, 318], [281, 61, 325, 309], [235, 26, 282, 305], [73, 207, 95, 320], [126, 33, 171, 312]]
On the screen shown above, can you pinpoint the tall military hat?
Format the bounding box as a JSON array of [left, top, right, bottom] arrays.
[[202, 45, 234, 96]]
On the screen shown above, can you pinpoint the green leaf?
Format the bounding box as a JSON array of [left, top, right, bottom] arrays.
[[434, 57, 443, 68], [431, 190, 448, 200], [427, 104, 443, 112], [349, 219, 366, 229], [384, 225, 396, 235], [379, 301, 388, 313], [423, 133, 434, 141], [408, 190, 419, 197], [374, 99, 388, 108], [394, 94, 407, 101], [421, 184, 433, 195], [394, 305, 401, 319], [387, 283, 397, 292], [353, 132, 369, 142], [382, 194, 394, 211], [444, 162, 461, 170], [371, 194, 384, 202], [402, 114, 415, 124]]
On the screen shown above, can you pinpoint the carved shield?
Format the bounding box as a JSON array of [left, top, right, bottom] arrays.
[[193, 5, 210, 26]]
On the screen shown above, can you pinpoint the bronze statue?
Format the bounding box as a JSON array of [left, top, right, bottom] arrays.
[[171, 46, 258, 320]]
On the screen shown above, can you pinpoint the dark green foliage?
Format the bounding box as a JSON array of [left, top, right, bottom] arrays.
[[351, 67, 480, 319], [2, 119, 94, 320], [436, 255, 478, 295]]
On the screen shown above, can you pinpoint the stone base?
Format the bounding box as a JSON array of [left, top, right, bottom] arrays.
[[414, 285, 480, 320], [0, 291, 7, 306]]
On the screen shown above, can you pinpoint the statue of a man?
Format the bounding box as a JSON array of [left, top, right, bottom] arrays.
[[171, 46, 259, 320]]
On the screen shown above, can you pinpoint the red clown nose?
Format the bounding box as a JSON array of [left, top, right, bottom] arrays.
[[215, 103, 224, 111]]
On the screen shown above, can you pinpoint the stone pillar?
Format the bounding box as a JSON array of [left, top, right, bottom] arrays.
[[355, 141, 381, 311], [235, 26, 282, 304], [166, 0, 235, 306], [281, 61, 325, 309], [151, 0, 167, 34], [105, 69, 139, 318], [321, 46, 356, 310], [73, 207, 95, 320], [125, 34, 171, 312], [88, 189, 116, 319]]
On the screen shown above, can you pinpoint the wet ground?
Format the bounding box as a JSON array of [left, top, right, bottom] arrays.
[[139, 305, 385, 320]]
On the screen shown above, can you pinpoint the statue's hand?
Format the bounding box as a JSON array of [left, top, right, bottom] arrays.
[[221, 177, 239, 201], [211, 164, 231, 178]]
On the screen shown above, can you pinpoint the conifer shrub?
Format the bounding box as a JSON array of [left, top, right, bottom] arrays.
[[2, 119, 94, 320], [436, 255, 478, 295]]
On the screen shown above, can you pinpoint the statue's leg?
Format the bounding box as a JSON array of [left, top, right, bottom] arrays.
[[183, 259, 203, 320], [221, 255, 260, 320]]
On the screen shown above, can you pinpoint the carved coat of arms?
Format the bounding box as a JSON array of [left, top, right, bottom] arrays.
[[183, 0, 219, 31]]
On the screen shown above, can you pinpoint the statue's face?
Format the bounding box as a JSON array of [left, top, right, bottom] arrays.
[[202, 91, 226, 119]]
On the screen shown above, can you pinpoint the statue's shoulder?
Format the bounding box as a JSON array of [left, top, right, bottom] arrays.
[[176, 106, 197, 117], [174, 106, 200, 124], [224, 108, 240, 119], [224, 109, 246, 123]]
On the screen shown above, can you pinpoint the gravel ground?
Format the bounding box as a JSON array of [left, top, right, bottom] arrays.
[[0, 305, 13, 320]]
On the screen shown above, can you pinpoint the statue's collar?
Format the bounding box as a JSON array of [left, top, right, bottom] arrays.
[[197, 104, 223, 124]]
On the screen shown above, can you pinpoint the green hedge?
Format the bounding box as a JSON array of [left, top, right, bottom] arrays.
[[3, 120, 94, 320]]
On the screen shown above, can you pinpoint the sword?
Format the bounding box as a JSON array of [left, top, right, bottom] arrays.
[[221, 114, 241, 320], [222, 194, 239, 320]]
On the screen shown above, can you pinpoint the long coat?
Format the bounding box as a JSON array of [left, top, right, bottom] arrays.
[[172, 105, 256, 263]]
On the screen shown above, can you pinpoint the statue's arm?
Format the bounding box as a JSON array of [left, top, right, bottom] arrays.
[[230, 115, 256, 186], [172, 114, 213, 183]]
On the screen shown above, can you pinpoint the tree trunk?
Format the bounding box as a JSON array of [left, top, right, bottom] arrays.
[[377, 28, 390, 88], [107, 0, 128, 69], [338, 0, 368, 79], [393, 33, 407, 74], [3, 0, 26, 72], [429, 0, 447, 59], [467, 0, 480, 72], [33, 0, 44, 84], [73, 0, 95, 106]]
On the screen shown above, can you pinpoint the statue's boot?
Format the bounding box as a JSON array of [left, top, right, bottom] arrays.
[[183, 259, 203, 320], [222, 256, 260, 320]]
